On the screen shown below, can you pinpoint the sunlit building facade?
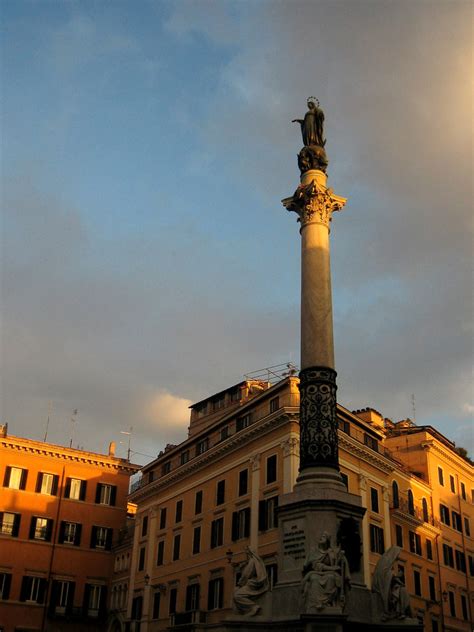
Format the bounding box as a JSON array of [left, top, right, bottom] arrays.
[[124, 376, 473, 632], [0, 426, 139, 632]]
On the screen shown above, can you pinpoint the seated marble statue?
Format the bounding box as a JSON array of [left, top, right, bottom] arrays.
[[301, 531, 351, 612], [372, 546, 412, 620], [233, 547, 269, 616]]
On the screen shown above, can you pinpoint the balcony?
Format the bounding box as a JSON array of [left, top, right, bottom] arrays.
[[170, 610, 207, 627], [390, 498, 439, 527]]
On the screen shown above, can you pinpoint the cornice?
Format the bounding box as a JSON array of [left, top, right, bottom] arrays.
[[130, 410, 298, 503], [421, 440, 474, 477], [338, 433, 396, 474], [390, 508, 441, 536], [0, 440, 139, 474]]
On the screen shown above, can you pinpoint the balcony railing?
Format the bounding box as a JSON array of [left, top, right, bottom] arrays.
[[170, 610, 207, 626], [390, 498, 439, 527]]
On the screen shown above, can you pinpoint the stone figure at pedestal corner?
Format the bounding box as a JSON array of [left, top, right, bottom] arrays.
[[372, 546, 413, 621], [292, 97, 329, 174], [232, 547, 269, 616], [301, 531, 351, 613]]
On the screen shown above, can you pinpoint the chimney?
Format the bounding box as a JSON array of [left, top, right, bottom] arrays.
[[108, 441, 116, 456]]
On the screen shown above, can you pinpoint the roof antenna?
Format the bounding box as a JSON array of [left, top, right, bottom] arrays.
[[69, 409, 78, 448], [411, 394, 416, 424], [43, 401, 53, 442]]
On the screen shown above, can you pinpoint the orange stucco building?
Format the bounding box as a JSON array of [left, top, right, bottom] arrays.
[[0, 425, 139, 632]]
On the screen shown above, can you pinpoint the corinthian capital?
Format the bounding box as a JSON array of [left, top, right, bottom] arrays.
[[282, 178, 346, 229]]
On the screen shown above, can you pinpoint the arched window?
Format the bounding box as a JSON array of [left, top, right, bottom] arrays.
[[407, 489, 415, 516], [422, 497, 429, 523], [392, 481, 399, 508]]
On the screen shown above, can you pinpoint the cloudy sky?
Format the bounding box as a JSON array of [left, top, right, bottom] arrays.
[[2, 0, 472, 464]]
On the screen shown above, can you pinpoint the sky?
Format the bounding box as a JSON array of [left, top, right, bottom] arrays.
[[1, 0, 472, 465]]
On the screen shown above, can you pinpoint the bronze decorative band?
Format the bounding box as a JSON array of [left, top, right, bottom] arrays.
[[298, 366, 338, 471]]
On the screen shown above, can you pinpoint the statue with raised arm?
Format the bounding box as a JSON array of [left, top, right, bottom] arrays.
[[292, 98, 329, 174], [372, 546, 413, 621], [233, 547, 269, 616], [301, 531, 351, 612]]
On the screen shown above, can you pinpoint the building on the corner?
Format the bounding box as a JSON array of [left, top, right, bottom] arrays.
[[124, 372, 473, 632], [0, 424, 140, 632]]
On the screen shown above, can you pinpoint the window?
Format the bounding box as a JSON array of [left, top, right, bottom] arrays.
[[3, 466, 27, 490], [232, 507, 251, 541], [460, 482, 466, 500], [431, 618, 439, 632], [369, 524, 384, 554], [426, 539, 433, 560], [455, 550, 466, 572], [162, 461, 171, 475], [20, 576, 47, 603], [269, 397, 279, 413], [157, 540, 165, 565], [407, 490, 415, 516], [266, 455, 277, 484], [392, 481, 399, 508], [95, 483, 116, 506], [341, 472, 348, 490], [192, 526, 201, 554], [469, 555, 474, 576], [413, 570, 421, 596], [239, 469, 248, 496], [213, 394, 225, 411], [29, 517, 53, 541], [59, 521, 81, 546], [195, 490, 203, 515], [185, 583, 200, 611], [0, 512, 20, 537], [464, 517, 470, 536], [195, 402, 207, 417], [36, 472, 59, 496], [236, 413, 251, 431], [448, 591, 455, 617], [428, 575, 436, 601], [211, 518, 224, 548], [230, 388, 241, 402], [65, 477, 86, 500], [152, 591, 161, 619], [196, 438, 209, 456], [339, 419, 350, 435], [449, 475, 455, 493], [159, 508, 167, 530], [259, 496, 278, 531], [461, 594, 468, 621], [208, 577, 224, 610], [409, 531, 422, 555], [173, 534, 181, 561], [216, 480, 225, 505], [180, 450, 189, 465], [141, 515, 148, 537], [169, 587, 178, 615], [364, 434, 378, 452], [422, 498, 429, 522], [265, 563, 278, 589], [370, 488, 379, 513], [395, 524, 403, 548], [439, 504, 450, 526], [131, 595, 143, 620], [438, 467, 444, 486], [220, 426, 229, 441], [452, 511, 462, 532], [442, 544, 454, 567], [138, 546, 146, 571], [50, 579, 74, 614], [175, 500, 183, 523], [90, 526, 112, 550], [85, 584, 105, 617], [0, 573, 12, 600]]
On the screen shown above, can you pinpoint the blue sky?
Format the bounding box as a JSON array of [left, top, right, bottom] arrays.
[[2, 0, 472, 463]]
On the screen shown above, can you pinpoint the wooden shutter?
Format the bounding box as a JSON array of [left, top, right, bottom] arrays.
[[105, 528, 113, 551], [90, 526, 97, 548], [12, 513, 21, 537], [231, 512, 239, 541], [110, 485, 117, 507], [64, 478, 71, 498], [29, 517, 36, 540], [243, 507, 251, 538], [207, 579, 215, 610], [37, 578, 47, 604], [82, 583, 91, 614], [20, 469, 28, 490], [45, 519, 53, 542], [99, 585, 108, 619], [51, 475, 59, 496], [273, 495, 279, 527], [58, 522, 66, 544], [258, 500, 266, 531], [67, 581, 76, 614], [80, 480, 87, 501], [19, 576, 30, 602], [2, 574, 12, 600], [74, 523, 82, 546], [95, 484, 102, 503], [3, 466, 11, 487], [48, 580, 60, 615], [35, 473, 43, 493]]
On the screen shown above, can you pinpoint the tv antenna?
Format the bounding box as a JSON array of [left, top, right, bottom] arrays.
[[120, 426, 133, 461], [69, 409, 78, 448], [43, 401, 53, 442], [411, 394, 416, 424]]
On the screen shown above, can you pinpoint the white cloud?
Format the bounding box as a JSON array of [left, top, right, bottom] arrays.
[[142, 390, 193, 437]]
